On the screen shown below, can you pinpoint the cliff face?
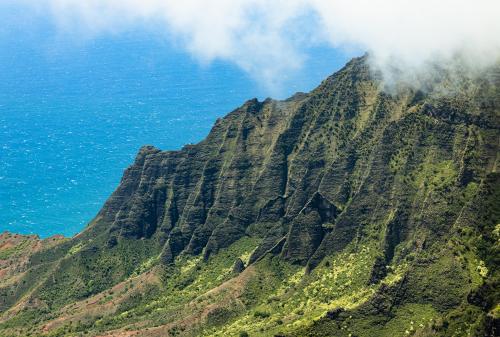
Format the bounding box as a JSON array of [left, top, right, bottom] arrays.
[[93, 56, 499, 268], [1, 56, 499, 337]]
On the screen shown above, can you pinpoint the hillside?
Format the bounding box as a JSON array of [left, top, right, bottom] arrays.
[[0, 56, 499, 337]]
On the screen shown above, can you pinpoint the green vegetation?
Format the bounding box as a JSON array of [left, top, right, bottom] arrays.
[[0, 56, 498, 336], [0, 235, 34, 259]]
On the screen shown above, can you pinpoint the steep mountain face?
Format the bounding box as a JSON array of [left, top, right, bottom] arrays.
[[1, 56, 499, 337]]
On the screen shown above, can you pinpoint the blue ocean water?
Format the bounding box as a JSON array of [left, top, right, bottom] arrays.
[[0, 6, 354, 237]]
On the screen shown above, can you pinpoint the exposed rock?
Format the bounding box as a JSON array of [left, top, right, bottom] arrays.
[[232, 258, 245, 274]]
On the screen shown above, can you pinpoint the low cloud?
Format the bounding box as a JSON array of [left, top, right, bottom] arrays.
[[20, 0, 500, 89]]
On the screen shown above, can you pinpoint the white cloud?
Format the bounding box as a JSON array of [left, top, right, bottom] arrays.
[[18, 0, 500, 89], [311, 0, 500, 87], [38, 0, 312, 90]]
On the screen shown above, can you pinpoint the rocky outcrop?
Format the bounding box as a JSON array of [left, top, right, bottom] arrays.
[[232, 258, 245, 274]]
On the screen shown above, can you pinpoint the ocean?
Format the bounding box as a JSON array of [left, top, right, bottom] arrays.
[[0, 10, 352, 237]]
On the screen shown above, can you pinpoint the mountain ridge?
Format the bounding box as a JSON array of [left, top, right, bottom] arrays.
[[0, 55, 499, 336]]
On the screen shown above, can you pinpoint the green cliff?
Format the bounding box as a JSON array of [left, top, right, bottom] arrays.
[[1, 56, 499, 337]]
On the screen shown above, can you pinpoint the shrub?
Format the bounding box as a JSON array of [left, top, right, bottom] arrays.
[[206, 307, 233, 325], [254, 310, 271, 319]]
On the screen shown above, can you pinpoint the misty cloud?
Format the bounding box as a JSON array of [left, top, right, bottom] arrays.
[[21, 0, 500, 88]]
